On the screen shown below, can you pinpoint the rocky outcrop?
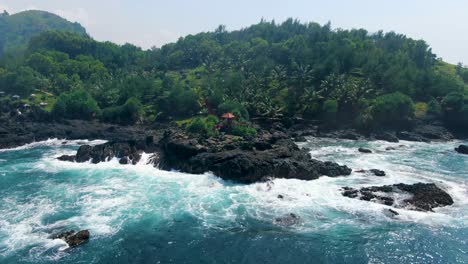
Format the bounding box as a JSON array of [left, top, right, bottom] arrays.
[[342, 183, 453, 212], [156, 130, 351, 183], [57, 155, 76, 162], [60, 128, 351, 183], [52, 230, 90, 248], [74, 141, 144, 164], [455, 145, 468, 155], [411, 124, 454, 141]]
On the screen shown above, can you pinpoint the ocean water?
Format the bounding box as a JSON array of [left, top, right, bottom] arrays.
[[0, 138, 467, 264]]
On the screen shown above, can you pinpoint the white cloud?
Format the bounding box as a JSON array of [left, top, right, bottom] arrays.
[[0, 4, 9, 13]]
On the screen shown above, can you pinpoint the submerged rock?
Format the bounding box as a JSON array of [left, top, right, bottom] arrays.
[[341, 183, 453, 212], [358, 147, 372, 153], [369, 169, 386, 177], [383, 209, 399, 217], [455, 145, 468, 155], [354, 169, 386, 176], [52, 230, 90, 248], [274, 213, 301, 226], [57, 155, 75, 162]]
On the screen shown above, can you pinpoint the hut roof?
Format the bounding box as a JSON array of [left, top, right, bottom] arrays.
[[221, 113, 236, 119]]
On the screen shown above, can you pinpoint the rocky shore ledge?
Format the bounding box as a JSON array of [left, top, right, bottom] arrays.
[[59, 129, 352, 183]]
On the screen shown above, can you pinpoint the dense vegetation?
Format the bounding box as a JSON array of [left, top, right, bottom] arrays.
[[1, 14, 467, 132]]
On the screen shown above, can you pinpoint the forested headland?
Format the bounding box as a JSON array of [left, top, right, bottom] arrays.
[[1, 11, 468, 135]]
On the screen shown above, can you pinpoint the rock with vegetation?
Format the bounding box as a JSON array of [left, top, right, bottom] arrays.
[[156, 130, 351, 183]]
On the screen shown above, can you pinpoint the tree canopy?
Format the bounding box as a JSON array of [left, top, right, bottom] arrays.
[[0, 17, 467, 129]]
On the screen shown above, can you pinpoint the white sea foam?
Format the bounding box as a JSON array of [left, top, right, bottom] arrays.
[[0, 138, 107, 153], [0, 137, 467, 259]]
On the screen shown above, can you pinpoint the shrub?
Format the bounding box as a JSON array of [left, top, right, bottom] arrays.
[[53, 89, 100, 120], [322, 99, 338, 114], [231, 125, 257, 137], [186, 115, 219, 137], [441, 92, 468, 129], [186, 117, 206, 135], [427, 98, 442, 115], [321, 99, 338, 123], [368, 92, 415, 128], [442, 92, 464, 112], [414, 102, 428, 119], [101, 97, 144, 125]]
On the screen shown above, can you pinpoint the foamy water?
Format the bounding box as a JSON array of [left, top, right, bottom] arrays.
[[0, 138, 467, 263]]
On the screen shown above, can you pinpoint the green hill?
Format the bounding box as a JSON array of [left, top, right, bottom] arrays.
[[0, 10, 87, 56], [0, 15, 467, 131]]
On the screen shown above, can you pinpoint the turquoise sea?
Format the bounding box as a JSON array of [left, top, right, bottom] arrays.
[[0, 138, 467, 263]]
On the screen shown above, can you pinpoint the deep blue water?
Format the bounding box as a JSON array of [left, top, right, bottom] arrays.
[[0, 138, 467, 263]]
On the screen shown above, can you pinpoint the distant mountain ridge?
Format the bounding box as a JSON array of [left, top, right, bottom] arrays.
[[0, 10, 87, 55]]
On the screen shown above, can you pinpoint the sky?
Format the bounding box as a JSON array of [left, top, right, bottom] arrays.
[[0, 0, 467, 65]]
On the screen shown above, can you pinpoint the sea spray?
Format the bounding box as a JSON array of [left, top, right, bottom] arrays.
[[0, 138, 467, 263]]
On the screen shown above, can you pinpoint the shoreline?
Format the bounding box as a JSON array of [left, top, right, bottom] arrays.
[[1, 118, 466, 151]]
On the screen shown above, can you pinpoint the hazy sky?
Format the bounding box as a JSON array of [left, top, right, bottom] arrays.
[[1, 0, 467, 64]]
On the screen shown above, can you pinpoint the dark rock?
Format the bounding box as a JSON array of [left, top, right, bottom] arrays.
[[294, 136, 307, 142], [397, 131, 430, 143], [358, 147, 372, 153], [385, 147, 396, 151], [394, 183, 454, 211], [388, 209, 399, 216], [319, 129, 362, 140], [341, 183, 453, 212], [157, 131, 351, 183], [119, 156, 129, 164], [274, 213, 301, 226], [76, 145, 93, 162], [52, 230, 90, 248], [355, 169, 366, 173], [374, 132, 399, 143], [335, 129, 362, 140], [57, 155, 75, 162], [412, 125, 454, 141], [277, 195, 284, 199], [74, 141, 143, 165], [384, 209, 399, 217], [455, 145, 468, 155], [369, 169, 386, 177], [253, 141, 272, 151]]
